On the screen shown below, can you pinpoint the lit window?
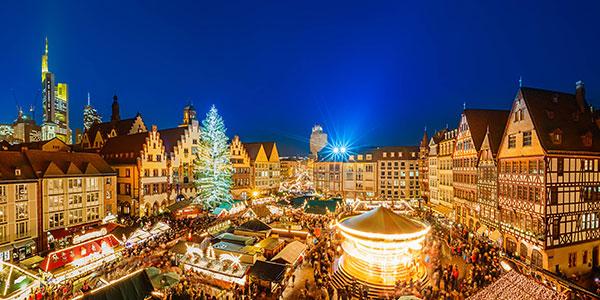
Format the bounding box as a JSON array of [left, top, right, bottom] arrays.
[[508, 135, 516, 149], [523, 131, 532, 147]]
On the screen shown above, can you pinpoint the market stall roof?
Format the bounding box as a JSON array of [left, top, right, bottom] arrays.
[[0, 261, 42, 299], [270, 241, 307, 265], [170, 240, 199, 255], [111, 225, 138, 242], [254, 237, 284, 251], [149, 221, 170, 235], [214, 233, 256, 245], [467, 270, 567, 300], [79, 269, 154, 300], [41, 234, 121, 272], [249, 260, 287, 283], [166, 198, 195, 212], [339, 206, 427, 236], [238, 219, 271, 232]]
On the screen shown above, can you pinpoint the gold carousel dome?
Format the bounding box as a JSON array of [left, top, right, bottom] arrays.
[[338, 206, 429, 240]]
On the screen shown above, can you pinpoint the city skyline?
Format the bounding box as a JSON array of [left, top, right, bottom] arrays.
[[1, 1, 600, 155]]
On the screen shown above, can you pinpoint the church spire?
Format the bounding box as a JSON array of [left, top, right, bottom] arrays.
[[111, 93, 121, 122]]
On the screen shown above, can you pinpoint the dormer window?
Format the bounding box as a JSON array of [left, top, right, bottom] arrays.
[[15, 169, 21, 176], [514, 109, 525, 122], [546, 110, 555, 120], [582, 132, 593, 147], [552, 94, 559, 103], [551, 129, 563, 145]]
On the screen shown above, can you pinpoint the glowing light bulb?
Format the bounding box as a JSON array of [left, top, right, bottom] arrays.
[[333, 147, 340, 154], [340, 146, 347, 153]]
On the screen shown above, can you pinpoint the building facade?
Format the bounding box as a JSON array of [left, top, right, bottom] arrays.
[[40, 38, 71, 143], [314, 161, 343, 197], [428, 129, 447, 206], [160, 120, 200, 202], [230, 136, 252, 199], [418, 131, 430, 202], [374, 147, 420, 202], [438, 129, 457, 210], [243, 142, 281, 194], [0, 153, 38, 262], [453, 109, 509, 229], [100, 126, 169, 216], [343, 150, 377, 201], [497, 83, 600, 277]]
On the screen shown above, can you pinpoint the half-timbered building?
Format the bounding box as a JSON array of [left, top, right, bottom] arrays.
[[497, 82, 600, 276]]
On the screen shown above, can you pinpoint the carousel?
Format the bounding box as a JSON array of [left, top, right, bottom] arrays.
[[335, 206, 430, 296]]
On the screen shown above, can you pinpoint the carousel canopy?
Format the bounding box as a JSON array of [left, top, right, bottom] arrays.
[[340, 206, 427, 236]]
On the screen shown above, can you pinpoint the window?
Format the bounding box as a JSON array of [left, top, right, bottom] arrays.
[[15, 203, 28, 220], [557, 158, 564, 176], [0, 225, 6, 243], [16, 221, 28, 239], [125, 169, 131, 177], [106, 177, 112, 185], [86, 192, 100, 206], [552, 218, 560, 240], [87, 207, 100, 221], [49, 195, 63, 212], [508, 135, 516, 149], [86, 178, 99, 191], [153, 169, 159, 177], [0, 205, 6, 223], [523, 131, 532, 146], [0, 186, 5, 202], [48, 179, 63, 194], [15, 184, 27, 201], [68, 194, 83, 208], [68, 179, 83, 191], [156, 155, 161, 162], [49, 212, 64, 229], [568, 252, 577, 268], [69, 209, 83, 225]]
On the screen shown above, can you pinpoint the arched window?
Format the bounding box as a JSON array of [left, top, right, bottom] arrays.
[[531, 249, 543, 268]]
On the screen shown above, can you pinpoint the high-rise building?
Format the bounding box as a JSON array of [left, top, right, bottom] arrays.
[[309, 125, 328, 159], [41, 38, 71, 143], [83, 93, 102, 130]]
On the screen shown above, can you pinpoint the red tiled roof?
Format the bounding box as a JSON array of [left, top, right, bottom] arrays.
[[520, 87, 600, 153], [463, 109, 510, 152]]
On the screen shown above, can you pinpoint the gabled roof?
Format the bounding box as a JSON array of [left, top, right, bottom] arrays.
[[6, 137, 70, 152], [100, 132, 149, 164], [238, 219, 272, 232], [86, 117, 139, 141], [243, 143, 264, 161], [430, 129, 448, 145], [519, 87, 600, 153], [463, 109, 510, 152], [158, 127, 187, 154], [271, 241, 307, 265], [0, 152, 36, 181], [24, 150, 115, 177]]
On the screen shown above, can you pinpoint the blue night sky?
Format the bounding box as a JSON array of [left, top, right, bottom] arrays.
[[1, 1, 600, 155]]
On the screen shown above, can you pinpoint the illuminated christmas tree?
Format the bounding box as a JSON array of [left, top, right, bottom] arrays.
[[83, 93, 101, 130], [194, 105, 232, 208]]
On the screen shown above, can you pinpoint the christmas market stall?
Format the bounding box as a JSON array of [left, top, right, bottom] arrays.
[[0, 261, 43, 300], [40, 234, 122, 284], [179, 241, 252, 286], [248, 260, 288, 293]]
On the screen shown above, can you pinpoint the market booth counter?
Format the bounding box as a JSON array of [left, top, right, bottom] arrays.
[[40, 234, 122, 284]]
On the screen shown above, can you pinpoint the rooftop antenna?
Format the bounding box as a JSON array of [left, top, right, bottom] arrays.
[[87, 92, 91, 106], [463, 102, 466, 110], [29, 105, 35, 120]]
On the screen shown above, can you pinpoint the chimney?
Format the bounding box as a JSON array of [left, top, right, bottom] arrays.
[[576, 80, 586, 113]]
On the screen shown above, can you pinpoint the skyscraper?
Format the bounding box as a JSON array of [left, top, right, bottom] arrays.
[[309, 124, 327, 159], [83, 92, 102, 130], [41, 38, 71, 143]]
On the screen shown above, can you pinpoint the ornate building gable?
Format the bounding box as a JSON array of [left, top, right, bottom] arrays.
[[497, 90, 545, 159]]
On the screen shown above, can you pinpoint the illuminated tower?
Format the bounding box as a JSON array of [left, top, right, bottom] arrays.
[[309, 124, 328, 159], [83, 92, 102, 130], [181, 102, 197, 126], [41, 38, 72, 143]]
